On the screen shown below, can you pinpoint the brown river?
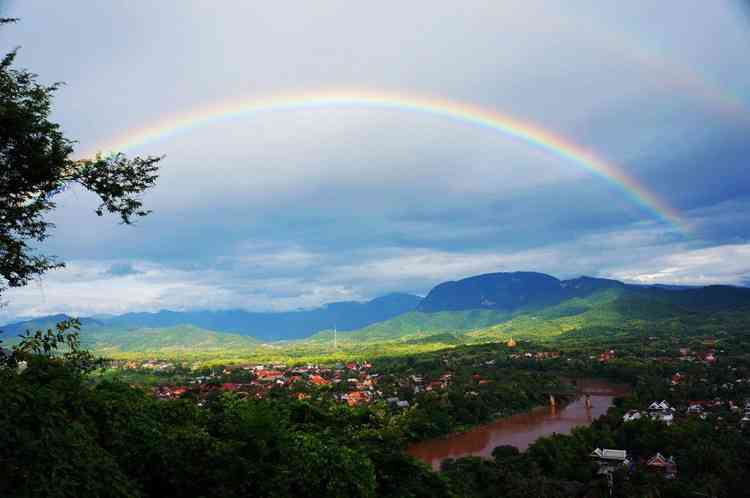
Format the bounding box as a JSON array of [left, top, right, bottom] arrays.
[[407, 378, 630, 471]]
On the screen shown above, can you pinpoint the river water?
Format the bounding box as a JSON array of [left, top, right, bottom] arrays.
[[407, 378, 630, 471]]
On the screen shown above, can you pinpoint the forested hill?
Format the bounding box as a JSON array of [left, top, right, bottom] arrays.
[[0, 293, 421, 342], [417, 272, 750, 314], [4, 273, 750, 350]]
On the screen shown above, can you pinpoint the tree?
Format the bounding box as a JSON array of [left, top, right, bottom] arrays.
[[0, 18, 161, 298]]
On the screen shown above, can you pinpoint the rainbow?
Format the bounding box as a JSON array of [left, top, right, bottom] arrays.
[[84, 90, 689, 232]]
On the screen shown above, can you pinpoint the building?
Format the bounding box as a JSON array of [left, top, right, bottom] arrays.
[[648, 400, 675, 425], [646, 453, 677, 479], [622, 410, 643, 422], [590, 448, 630, 474]]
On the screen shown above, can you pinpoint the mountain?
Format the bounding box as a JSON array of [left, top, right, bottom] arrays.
[[0, 293, 422, 342], [0, 314, 107, 338], [5, 272, 750, 357], [417, 272, 750, 314], [418, 272, 573, 312], [85, 325, 259, 355], [325, 273, 750, 345]]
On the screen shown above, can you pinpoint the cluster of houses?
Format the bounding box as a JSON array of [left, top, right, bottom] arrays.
[[119, 359, 177, 371], [677, 347, 718, 364], [622, 400, 675, 425], [144, 361, 422, 408], [590, 448, 677, 480], [622, 396, 750, 429], [508, 351, 562, 361]]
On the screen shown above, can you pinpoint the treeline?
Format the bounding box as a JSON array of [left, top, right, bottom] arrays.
[[0, 328, 560, 498], [1, 348, 447, 497]]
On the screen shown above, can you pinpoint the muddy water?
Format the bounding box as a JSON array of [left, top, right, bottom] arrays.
[[407, 378, 630, 471]]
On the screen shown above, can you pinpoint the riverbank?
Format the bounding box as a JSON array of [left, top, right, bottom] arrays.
[[407, 378, 630, 471]]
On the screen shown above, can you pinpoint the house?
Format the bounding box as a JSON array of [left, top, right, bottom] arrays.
[[308, 374, 329, 386], [599, 350, 616, 363], [648, 400, 673, 412], [646, 453, 677, 479], [256, 369, 284, 381], [623, 410, 643, 422], [345, 391, 369, 406], [687, 402, 704, 415], [590, 448, 630, 475], [648, 401, 675, 425]]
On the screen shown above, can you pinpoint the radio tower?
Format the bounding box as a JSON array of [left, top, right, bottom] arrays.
[[333, 325, 337, 351]]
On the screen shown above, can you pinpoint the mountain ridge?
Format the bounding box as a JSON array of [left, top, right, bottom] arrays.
[[0, 293, 422, 342], [3, 273, 750, 354], [417, 271, 750, 314]]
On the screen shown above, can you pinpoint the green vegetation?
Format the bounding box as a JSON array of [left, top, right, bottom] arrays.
[[5, 286, 750, 368], [5, 317, 750, 497], [82, 325, 259, 355]]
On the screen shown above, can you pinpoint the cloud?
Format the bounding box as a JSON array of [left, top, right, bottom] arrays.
[[0, 1, 749, 321], [4, 220, 747, 322], [106, 262, 143, 277], [607, 243, 750, 286]]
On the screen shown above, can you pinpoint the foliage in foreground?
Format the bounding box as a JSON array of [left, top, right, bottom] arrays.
[[0, 17, 161, 299], [0, 331, 448, 498]]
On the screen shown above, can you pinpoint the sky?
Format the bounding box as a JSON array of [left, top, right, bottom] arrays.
[[1, 1, 750, 320]]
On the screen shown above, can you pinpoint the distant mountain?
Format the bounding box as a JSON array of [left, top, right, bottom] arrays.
[[418, 272, 612, 312], [417, 272, 750, 314], [0, 293, 422, 342], [0, 314, 106, 338], [87, 325, 259, 354], [323, 274, 750, 346], [5, 272, 750, 356]]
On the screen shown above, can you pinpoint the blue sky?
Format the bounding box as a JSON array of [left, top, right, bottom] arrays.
[[1, 1, 750, 320]]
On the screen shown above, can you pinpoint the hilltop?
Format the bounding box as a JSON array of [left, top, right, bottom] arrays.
[[309, 273, 750, 352]]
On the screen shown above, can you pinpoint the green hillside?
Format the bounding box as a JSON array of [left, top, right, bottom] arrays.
[[307, 309, 510, 343], [82, 325, 259, 355], [313, 285, 750, 353], [4, 282, 750, 363]]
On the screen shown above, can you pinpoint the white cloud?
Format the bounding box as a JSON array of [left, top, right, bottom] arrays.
[[3, 226, 750, 323], [607, 243, 750, 286]]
